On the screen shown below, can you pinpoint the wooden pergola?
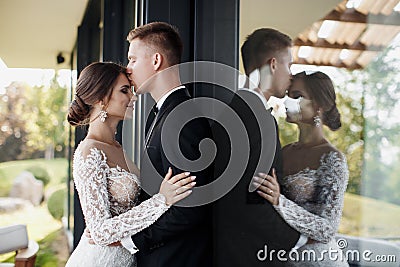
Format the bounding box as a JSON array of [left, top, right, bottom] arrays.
[[293, 0, 400, 70]]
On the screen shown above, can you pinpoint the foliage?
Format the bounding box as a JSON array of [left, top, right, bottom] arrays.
[[34, 228, 68, 267], [0, 82, 31, 161], [0, 169, 9, 196], [26, 166, 51, 186], [23, 75, 69, 159], [360, 44, 400, 205], [47, 188, 66, 221], [0, 72, 69, 162], [324, 73, 364, 195], [277, 117, 298, 146], [0, 158, 68, 197]]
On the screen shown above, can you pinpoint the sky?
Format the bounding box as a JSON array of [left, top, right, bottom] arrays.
[[0, 67, 76, 95]]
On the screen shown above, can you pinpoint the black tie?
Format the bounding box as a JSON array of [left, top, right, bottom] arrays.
[[145, 105, 159, 147], [152, 105, 159, 115]]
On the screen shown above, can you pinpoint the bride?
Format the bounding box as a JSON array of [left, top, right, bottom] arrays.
[[65, 62, 196, 266], [254, 71, 349, 266]]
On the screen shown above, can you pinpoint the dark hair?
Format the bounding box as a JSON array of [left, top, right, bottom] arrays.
[[294, 71, 342, 131], [241, 28, 292, 75], [67, 62, 127, 126], [127, 22, 183, 66]]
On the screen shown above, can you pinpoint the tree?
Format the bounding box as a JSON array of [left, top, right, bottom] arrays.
[[0, 82, 30, 161], [359, 44, 400, 204], [0, 72, 69, 162], [23, 74, 69, 159]]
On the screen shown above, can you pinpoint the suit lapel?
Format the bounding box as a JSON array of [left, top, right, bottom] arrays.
[[145, 108, 156, 136], [145, 112, 159, 147], [144, 88, 190, 148]]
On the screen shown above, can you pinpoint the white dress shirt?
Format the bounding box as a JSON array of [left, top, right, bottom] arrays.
[[156, 85, 185, 110]]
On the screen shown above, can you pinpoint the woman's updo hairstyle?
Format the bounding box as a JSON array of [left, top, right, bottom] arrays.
[[67, 62, 127, 126], [293, 71, 341, 131]]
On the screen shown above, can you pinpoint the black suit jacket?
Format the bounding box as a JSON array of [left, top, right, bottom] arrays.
[[132, 88, 213, 267], [212, 89, 300, 267]]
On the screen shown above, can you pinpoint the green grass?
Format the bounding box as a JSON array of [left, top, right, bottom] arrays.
[[0, 158, 69, 264], [340, 192, 400, 238], [0, 158, 68, 196], [34, 228, 67, 267], [1, 228, 67, 267], [0, 204, 63, 263]]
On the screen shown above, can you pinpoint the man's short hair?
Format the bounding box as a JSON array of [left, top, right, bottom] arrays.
[[127, 22, 183, 66], [241, 28, 292, 75]]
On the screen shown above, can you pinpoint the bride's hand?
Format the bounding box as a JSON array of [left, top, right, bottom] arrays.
[[252, 168, 280, 205], [85, 228, 121, 246], [159, 167, 196, 205]]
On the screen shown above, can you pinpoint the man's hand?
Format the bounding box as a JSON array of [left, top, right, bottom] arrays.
[[85, 228, 122, 246]]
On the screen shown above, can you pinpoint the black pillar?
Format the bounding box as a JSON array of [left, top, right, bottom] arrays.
[[103, 0, 135, 156], [143, 1, 240, 265], [73, 0, 101, 249]]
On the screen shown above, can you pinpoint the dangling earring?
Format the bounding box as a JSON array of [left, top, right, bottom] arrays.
[[313, 111, 322, 127], [99, 110, 108, 122]]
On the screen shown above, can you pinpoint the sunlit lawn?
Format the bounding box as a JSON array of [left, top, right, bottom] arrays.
[[0, 204, 62, 263], [0, 158, 68, 265], [0, 158, 68, 196], [341, 192, 400, 238]]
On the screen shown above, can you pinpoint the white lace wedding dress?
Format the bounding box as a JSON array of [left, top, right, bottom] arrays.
[[65, 145, 170, 267], [274, 151, 349, 266]]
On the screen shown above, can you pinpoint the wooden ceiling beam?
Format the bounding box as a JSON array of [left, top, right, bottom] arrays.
[[324, 8, 400, 26], [293, 38, 385, 51], [293, 58, 363, 70]]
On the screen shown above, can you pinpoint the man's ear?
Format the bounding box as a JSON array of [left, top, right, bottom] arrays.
[[269, 57, 277, 74], [153, 53, 163, 71]]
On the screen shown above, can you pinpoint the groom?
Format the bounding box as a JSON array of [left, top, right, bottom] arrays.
[[213, 28, 306, 266], [123, 22, 213, 267]]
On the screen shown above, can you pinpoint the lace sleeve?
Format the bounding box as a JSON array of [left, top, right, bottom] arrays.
[[73, 147, 170, 246], [273, 152, 349, 243]]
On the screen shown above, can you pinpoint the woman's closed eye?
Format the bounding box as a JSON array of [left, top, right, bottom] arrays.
[[120, 85, 131, 94], [288, 90, 303, 99], [293, 95, 303, 99], [289, 94, 302, 99]]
